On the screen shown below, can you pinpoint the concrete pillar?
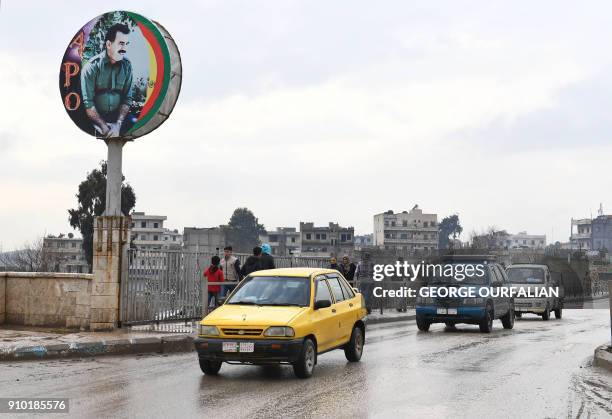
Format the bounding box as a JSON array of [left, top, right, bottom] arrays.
[[104, 139, 125, 216], [90, 215, 130, 331]]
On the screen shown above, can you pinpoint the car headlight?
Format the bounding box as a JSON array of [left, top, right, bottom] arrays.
[[264, 326, 295, 337], [463, 297, 485, 305], [199, 325, 219, 336]]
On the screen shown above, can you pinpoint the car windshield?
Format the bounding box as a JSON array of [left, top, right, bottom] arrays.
[[428, 262, 489, 285], [226, 276, 311, 307], [506, 267, 545, 284]]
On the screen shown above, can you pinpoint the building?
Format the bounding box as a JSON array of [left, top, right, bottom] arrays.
[[182, 227, 226, 254], [259, 227, 300, 256], [502, 232, 546, 249], [570, 218, 592, 250], [130, 212, 183, 250], [354, 234, 373, 250], [300, 222, 355, 258], [591, 215, 612, 251], [373, 206, 438, 251], [42, 234, 89, 273]]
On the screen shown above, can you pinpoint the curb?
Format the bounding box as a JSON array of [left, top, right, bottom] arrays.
[[365, 314, 416, 325], [593, 344, 612, 371], [0, 335, 196, 362]]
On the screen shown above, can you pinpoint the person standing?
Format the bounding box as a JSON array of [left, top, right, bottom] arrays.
[[241, 246, 262, 277], [329, 257, 340, 270], [339, 256, 357, 283], [220, 246, 241, 297], [356, 253, 374, 314], [260, 243, 275, 270], [204, 255, 224, 310]]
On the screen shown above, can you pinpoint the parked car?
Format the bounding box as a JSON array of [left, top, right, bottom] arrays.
[[505, 264, 563, 320], [194, 268, 367, 378], [415, 256, 515, 333]]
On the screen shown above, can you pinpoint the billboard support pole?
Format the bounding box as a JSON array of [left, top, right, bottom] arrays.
[[104, 138, 125, 216]]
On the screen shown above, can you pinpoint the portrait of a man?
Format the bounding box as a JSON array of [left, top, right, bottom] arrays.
[[80, 23, 134, 138]]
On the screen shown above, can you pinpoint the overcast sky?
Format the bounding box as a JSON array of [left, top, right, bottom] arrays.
[[1, 1, 611, 249]]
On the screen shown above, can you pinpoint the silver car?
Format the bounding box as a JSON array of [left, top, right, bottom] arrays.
[[506, 264, 563, 320]]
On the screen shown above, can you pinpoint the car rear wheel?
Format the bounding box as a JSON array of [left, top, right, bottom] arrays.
[[479, 305, 493, 333], [199, 359, 222, 375], [444, 322, 456, 328], [501, 307, 515, 329], [554, 307, 562, 319], [293, 338, 316, 379], [344, 325, 364, 362], [542, 304, 550, 321], [416, 317, 430, 332]]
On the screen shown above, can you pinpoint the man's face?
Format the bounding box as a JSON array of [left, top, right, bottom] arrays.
[[343, 257, 349, 264], [106, 31, 129, 62], [224, 249, 232, 259], [330, 258, 337, 264]]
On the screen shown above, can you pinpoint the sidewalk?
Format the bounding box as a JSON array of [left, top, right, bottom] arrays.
[[0, 310, 415, 362]]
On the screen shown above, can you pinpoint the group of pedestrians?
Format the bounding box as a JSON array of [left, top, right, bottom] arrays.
[[203, 244, 276, 308], [329, 256, 357, 282]]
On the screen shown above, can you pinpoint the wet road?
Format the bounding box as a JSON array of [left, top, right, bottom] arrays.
[[0, 309, 610, 418]]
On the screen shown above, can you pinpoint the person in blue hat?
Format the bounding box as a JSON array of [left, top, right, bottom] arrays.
[[260, 243, 275, 270]]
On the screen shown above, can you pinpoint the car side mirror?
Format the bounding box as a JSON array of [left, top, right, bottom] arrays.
[[314, 299, 331, 310], [353, 287, 359, 294]]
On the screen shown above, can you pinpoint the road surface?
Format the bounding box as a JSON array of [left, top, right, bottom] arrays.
[[0, 309, 610, 418]]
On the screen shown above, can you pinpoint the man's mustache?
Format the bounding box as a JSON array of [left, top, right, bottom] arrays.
[[118, 50, 126, 54]]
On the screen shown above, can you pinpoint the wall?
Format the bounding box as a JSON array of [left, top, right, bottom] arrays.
[[0, 274, 5, 323], [0, 272, 92, 329]]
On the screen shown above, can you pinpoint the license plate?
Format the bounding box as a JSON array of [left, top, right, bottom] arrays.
[[222, 342, 238, 352], [239, 342, 254, 353], [447, 308, 457, 315], [436, 308, 447, 314], [222, 342, 254, 353]]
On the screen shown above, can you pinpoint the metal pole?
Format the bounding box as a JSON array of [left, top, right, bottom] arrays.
[[104, 139, 125, 215]]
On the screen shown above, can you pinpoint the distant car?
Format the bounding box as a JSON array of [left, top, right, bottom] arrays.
[[194, 268, 367, 378], [415, 256, 515, 333], [506, 264, 563, 320]]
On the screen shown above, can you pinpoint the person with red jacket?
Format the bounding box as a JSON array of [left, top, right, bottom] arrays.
[[204, 255, 224, 309]]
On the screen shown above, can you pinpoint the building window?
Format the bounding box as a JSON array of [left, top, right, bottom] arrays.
[[154, 222, 159, 228], [141, 221, 146, 228], [306, 233, 311, 240], [423, 222, 428, 227], [131, 223, 135, 228], [153, 235, 159, 241], [402, 221, 407, 227], [384, 221, 389, 226], [321, 234, 327, 240], [291, 237, 296, 243], [141, 235, 147, 240], [71, 242, 76, 248], [400, 233, 408, 239], [315, 234, 320, 240], [391, 221, 396, 227], [173, 237, 176, 241]]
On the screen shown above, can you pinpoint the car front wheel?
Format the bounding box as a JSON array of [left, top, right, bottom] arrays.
[[501, 307, 515, 329], [479, 305, 493, 333], [293, 338, 316, 379], [199, 359, 222, 375], [416, 317, 430, 332], [344, 325, 364, 362]]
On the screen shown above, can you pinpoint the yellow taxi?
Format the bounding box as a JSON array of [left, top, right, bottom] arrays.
[[194, 267, 367, 378]]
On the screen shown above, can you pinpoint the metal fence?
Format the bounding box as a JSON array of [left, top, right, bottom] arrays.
[[121, 250, 331, 325]]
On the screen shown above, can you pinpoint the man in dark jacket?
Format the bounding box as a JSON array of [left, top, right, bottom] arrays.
[[241, 246, 262, 277], [259, 243, 275, 270], [339, 256, 357, 282]]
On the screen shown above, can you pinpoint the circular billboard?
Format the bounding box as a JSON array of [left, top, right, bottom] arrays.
[[59, 11, 182, 140]]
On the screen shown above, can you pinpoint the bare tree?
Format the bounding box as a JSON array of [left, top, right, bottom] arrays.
[[0, 238, 66, 272]]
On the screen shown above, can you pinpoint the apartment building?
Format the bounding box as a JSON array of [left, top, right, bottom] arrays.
[[373, 206, 438, 251], [300, 222, 354, 258], [130, 212, 182, 250]]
